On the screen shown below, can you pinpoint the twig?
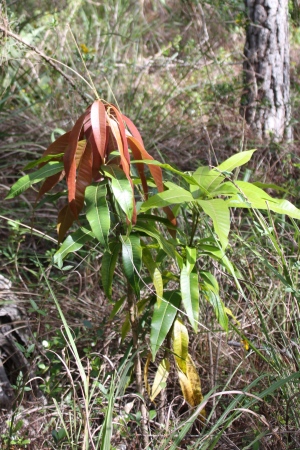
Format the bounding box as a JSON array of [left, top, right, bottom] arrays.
[[0, 25, 91, 105]]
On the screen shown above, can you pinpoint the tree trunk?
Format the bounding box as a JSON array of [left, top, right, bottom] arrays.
[[241, 0, 292, 142]]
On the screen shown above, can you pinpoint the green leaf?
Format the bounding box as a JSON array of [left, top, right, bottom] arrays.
[[24, 153, 64, 170], [234, 181, 273, 204], [216, 150, 256, 173], [192, 166, 224, 194], [210, 182, 239, 197], [131, 159, 200, 186], [134, 222, 177, 261], [186, 246, 197, 274], [53, 227, 94, 268], [85, 184, 110, 247], [180, 266, 199, 332], [153, 268, 164, 304], [226, 183, 300, 220], [142, 247, 157, 277], [200, 271, 228, 331], [122, 235, 142, 298], [138, 213, 177, 229], [99, 375, 115, 450], [200, 271, 219, 294], [102, 165, 133, 221], [205, 289, 228, 332], [197, 199, 230, 249], [142, 246, 166, 303], [141, 186, 193, 211], [198, 244, 244, 293], [109, 296, 126, 320], [150, 291, 181, 360], [267, 199, 300, 220], [6, 161, 64, 199], [101, 241, 122, 301]]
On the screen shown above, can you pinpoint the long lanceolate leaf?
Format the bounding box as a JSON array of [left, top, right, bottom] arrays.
[[216, 149, 256, 173], [90, 100, 107, 162], [121, 235, 142, 298], [172, 318, 189, 373], [150, 358, 170, 402], [103, 165, 134, 222], [53, 227, 94, 268], [85, 184, 110, 247], [150, 291, 181, 360], [110, 104, 131, 166], [57, 205, 76, 243], [180, 266, 199, 332], [101, 242, 122, 301], [64, 112, 86, 217], [141, 186, 193, 211], [39, 131, 71, 162], [6, 161, 64, 199], [128, 136, 176, 231], [75, 142, 93, 213], [36, 171, 65, 201], [197, 199, 230, 250]]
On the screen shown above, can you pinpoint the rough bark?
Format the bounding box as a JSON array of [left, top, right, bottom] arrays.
[[241, 0, 292, 142]]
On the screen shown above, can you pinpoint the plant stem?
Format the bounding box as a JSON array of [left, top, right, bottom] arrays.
[[189, 208, 199, 247], [127, 283, 150, 449]]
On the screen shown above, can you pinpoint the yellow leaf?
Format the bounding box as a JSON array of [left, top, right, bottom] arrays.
[[186, 354, 204, 406], [153, 268, 163, 305], [150, 358, 170, 402], [172, 318, 189, 373], [178, 370, 194, 405], [177, 354, 206, 419], [242, 338, 250, 351]]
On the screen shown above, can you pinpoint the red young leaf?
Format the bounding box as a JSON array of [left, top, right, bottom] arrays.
[[107, 115, 130, 179], [36, 170, 65, 201], [75, 141, 93, 213], [128, 135, 176, 232], [40, 131, 71, 165], [57, 204, 76, 243], [123, 114, 144, 146], [64, 112, 86, 218], [109, 104, 130, 166], [107, 115, 137, 224], [127, 138, 149, 199], [91, 100, 107, 161], [75, 140, 88, 168], [127, 136, 163, 192]]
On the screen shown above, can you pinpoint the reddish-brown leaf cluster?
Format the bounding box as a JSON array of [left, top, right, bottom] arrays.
[[37, 100, 175, 241]]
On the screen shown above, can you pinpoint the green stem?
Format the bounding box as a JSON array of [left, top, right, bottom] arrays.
[[189, 208, 199, 246]]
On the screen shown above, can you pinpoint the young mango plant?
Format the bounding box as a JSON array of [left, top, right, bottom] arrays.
[[6, 100, 300, 444]]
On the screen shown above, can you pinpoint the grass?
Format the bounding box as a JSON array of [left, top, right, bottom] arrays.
[[1, 0, 300, 448]]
